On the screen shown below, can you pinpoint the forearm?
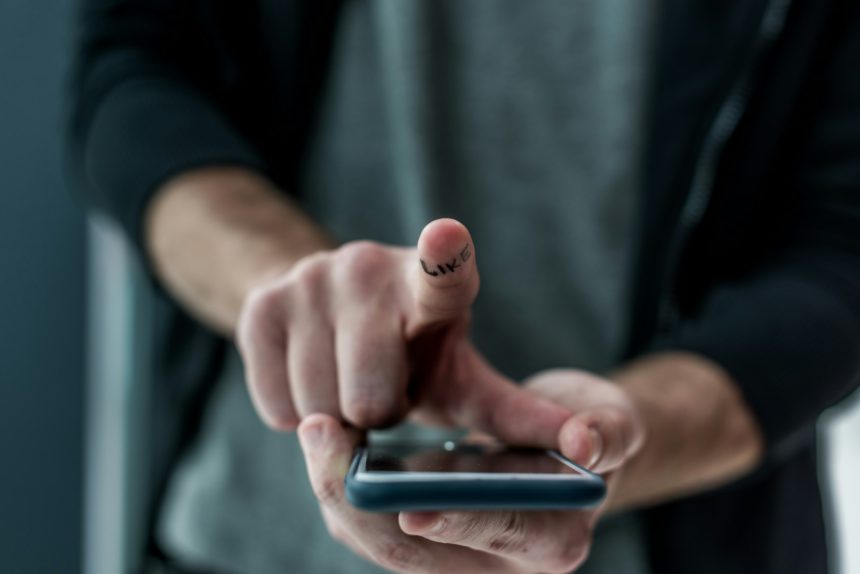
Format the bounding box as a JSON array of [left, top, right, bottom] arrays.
[[145, 166, 334, 334], [606, 351, 764, 512]]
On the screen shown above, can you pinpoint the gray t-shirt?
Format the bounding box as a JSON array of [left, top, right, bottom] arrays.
[[158, 1, 655, 572]]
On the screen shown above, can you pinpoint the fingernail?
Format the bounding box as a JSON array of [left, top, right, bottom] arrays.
[[588, 427, 603, 469], [300, 422, 325, 449], [403, 511, 444, 535]]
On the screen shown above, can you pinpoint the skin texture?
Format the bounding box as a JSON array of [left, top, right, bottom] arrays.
[[146, 166, 764, 573]]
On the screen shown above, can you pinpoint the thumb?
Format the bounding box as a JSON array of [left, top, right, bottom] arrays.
[[409, 218, 480, 328], [558, 408, 642, 474], [437, 350, 574, 449]]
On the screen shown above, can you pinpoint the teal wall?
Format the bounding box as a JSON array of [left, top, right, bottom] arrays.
[[0, 1, 85, 572]]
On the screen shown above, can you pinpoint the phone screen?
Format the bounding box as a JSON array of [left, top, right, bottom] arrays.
[[362, 442, 585, 476]]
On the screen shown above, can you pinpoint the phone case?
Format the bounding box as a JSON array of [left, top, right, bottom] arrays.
[[344, 448, 606, 512]]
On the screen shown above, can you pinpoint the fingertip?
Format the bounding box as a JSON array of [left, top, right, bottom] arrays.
[[341, 391, 410, 430], [416, 218, 476, 281], [559, 417, 592, 467], [299, 414, 364, 478], [249, 383, 299, 432], [262, 411, 299, 432], [411, 219, 479, 324], [418, 218, 472, 253], [399, 511, 441, 535]]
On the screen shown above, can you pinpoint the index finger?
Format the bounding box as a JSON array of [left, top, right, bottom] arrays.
[[407, 218, 480, 331]]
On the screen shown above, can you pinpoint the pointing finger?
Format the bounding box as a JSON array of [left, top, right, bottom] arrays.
[[408, 218, 480, 330]]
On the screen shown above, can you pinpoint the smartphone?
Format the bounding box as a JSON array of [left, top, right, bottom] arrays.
[[345, 440, 606, 512]]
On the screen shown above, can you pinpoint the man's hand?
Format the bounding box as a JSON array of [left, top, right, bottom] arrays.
[[148, 168, 763, 572], [296, 354, 765, 574], [237, 218, 572, 445], [297, 369, 645, 574], [148, 169, 574, 448]]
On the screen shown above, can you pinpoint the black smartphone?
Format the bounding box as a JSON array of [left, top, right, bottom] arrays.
[[345, 440, 605, 512]]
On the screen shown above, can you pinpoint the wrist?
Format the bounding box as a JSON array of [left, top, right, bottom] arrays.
[[606, 352, 763, 512]]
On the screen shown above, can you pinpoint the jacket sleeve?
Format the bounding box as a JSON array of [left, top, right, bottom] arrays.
[[66, 0, 266, 251], [670, 4, 860, 458]]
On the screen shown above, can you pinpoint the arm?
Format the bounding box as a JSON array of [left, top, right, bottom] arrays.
[[661, 0, 860, 460], [69, 0, 571, 438], [144, 167, 333, 334], [67, 0, 267, 248]]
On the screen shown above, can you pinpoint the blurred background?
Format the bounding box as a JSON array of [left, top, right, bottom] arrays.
[[0, 1, 86, 572], [0, 1, 857, 573]]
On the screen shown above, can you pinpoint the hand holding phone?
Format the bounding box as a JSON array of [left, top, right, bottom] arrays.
[[299, 413, 619, 573], [298, 367, 643, 573]]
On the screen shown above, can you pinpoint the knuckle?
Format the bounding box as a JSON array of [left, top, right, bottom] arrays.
[[343, 398, 400, 429], [545, 527, 591, 573], [241, 284, 282, 329], [551, 543, 590, 573], [311, 477, 342, 506], [371, 541, 422, 571], [487, 512, 527, 554], [340, 240, 387, 263], [238, 292, 287, 357], [288, 255, 329, 307], [444, 514, 480, 541], [292, 252, 329, 283], [337, 241, 390, 285]]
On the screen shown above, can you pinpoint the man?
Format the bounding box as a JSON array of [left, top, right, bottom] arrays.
[[68, 0, 860, 573]]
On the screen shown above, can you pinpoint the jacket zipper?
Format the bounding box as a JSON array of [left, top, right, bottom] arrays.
[[656, 0, 793, 335]]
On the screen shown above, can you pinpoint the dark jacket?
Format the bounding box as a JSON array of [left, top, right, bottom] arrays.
[[67, 0, 860, 573]]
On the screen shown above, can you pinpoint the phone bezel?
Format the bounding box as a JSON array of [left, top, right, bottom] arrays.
[[352, 443, 598, 482]]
